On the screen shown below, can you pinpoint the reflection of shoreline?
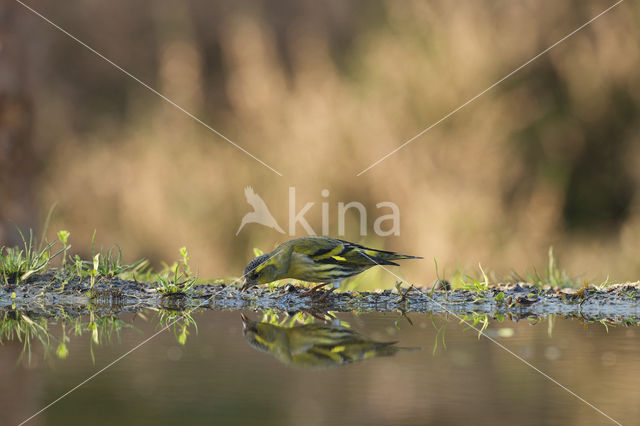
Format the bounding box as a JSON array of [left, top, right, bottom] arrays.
[[241, 313, 419, 369], [0, 308, 197, 364], [4, 300, 640, 367]]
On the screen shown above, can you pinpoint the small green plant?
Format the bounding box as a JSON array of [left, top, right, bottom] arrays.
[[517, 247, 575, 288], [395, 281, 414, 302], [90, 253, 100, 290], [92, 245, 146, 279], [57, 231, 147, 290], [179, 246, 192, 277], [430, 258, 447, 297], [0, 228, 64, 285], [460, 263, 490, 302], [57, 230, 71, 268], [73, 254, 84, 276], [155, 247, 198, 295]]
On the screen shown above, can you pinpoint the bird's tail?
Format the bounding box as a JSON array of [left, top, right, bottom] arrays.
[[358, 248, 422, 266]]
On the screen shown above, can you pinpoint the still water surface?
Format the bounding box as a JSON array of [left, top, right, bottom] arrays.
[[1, 311, 638, 425]]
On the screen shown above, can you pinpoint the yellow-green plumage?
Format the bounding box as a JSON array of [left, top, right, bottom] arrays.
[[241, 314, 416, 368], [242, 236, 421, 289]]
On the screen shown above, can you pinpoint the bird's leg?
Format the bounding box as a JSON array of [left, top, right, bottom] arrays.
[[240, 280, 252, 292], [313, 280, 342, 302], [315, 287, 335, 302], [300, 282, 330, 297]]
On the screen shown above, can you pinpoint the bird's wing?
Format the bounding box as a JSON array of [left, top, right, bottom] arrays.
[[287, 238, 370, 268], [336, 239, 423, 265], [290, 324, 365, 349], [294, 238, 398, 266], [291, 237, 342, 258]]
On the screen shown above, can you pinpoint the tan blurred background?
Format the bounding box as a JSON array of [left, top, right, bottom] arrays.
[[1, 0, 639, 286]]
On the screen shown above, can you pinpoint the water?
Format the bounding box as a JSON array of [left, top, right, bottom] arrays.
[[2, 311, 638, 425]]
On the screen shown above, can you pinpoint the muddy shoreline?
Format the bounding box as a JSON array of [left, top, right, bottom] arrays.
[[1, 272, 639, 323]]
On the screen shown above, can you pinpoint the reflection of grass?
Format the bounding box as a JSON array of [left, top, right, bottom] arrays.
[[461, 313, 490, 339], [84, 310, 135, 362], [0, 311, 50, 363], [0, 308, 136, 364], [0, 307, 202, 364], [431, 315, 447, 355], [156, 308, 198, 345]]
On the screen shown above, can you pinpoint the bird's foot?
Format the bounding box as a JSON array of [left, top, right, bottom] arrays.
[[313, 287, 336, 302], [300, 282, 330, 298], [274, 283, 298, 299]]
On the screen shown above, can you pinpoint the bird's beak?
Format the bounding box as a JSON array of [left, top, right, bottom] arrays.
[[240, 313, 257, 333], [240, 313, 250, 329], [240, 279, 251, 292]]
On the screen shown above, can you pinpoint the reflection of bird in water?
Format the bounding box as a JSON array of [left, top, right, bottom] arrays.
[[236, 186, 285, 235], [241, 314, 418, 368]]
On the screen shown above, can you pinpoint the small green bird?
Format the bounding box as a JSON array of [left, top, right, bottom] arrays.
[[241, 314, 417, 368], [241, 236, 422, 291]]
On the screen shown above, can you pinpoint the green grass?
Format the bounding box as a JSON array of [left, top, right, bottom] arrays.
[[460, 263, 490, 299], [0, 225, 147, 286], [154, 247, 199, 295], [507, 247, 576, 289], [0, 228, 64, 285], [71, 231, 147, 288], [0, 224, 199, 296], [441, 246, 577, 294]]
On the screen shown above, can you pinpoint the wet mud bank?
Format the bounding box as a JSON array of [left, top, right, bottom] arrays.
[[2, 272, 640, 323]]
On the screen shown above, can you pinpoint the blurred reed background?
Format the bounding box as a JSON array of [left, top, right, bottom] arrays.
[[1, 0, 639, 286]]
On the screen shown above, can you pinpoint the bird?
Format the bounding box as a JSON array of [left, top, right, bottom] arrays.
[[241, 314, 418, 368], [236, 186, 285, 235], [241, 236, 422, 292]]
